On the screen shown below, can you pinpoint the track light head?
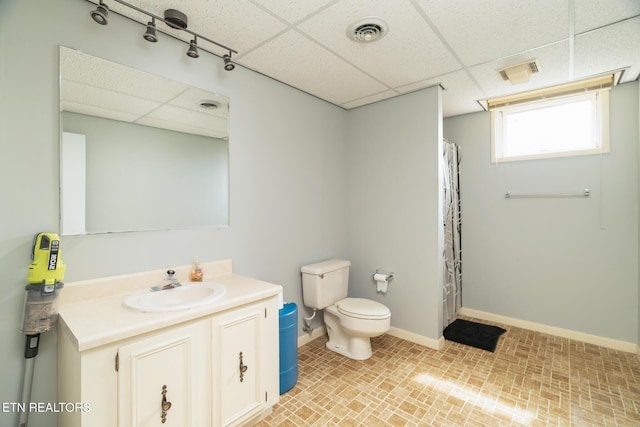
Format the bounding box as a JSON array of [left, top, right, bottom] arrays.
[[143, 19, 157, 43], [186, 39, 199, 58], [223, 54, 235, 71], [90, 1, 109, 25]]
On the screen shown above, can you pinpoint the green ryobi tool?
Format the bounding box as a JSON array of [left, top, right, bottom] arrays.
[[18, 232, 66, 427]]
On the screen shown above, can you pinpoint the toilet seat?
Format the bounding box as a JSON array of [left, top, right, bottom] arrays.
[[336, 298, 390, 320]]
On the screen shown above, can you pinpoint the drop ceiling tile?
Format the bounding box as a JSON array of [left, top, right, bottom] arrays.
[[169, 88, 229, 121], [396, 70, 486, 118], [62, 101, 141, 123], [108, 0, 288, 54], [143, 105, 228, 133], [61, 47, 187, 102], [297, 0, 461, 88], [415, 0, 568, 66], [574, 16, 640, 81], [249, 0, 336, 24], [239, 30, 389, 105], [574, 0, 640, 33], [138, 106, 227, 138], [467, 41, 570, 99], [61, 80, 162, 116]]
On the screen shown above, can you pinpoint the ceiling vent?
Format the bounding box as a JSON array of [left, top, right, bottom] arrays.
[[347, 17, 389, 43], [199, 100, 219, 110], [497, 60, 540, 84]]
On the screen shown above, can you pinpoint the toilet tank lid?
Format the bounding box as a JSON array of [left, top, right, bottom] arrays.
[[301, 259, 351, 275]]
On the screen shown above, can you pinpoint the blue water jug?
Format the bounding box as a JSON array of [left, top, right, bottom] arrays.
[[279, 302, 298, 394]]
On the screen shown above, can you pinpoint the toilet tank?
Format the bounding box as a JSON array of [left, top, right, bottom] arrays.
[[301, 259, 351, 309]]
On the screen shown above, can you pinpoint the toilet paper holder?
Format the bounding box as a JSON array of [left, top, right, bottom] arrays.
[[372, 269, 394, 282]]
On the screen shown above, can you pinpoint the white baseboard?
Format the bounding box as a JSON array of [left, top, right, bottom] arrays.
[[297, 325, 327, 347], [295, 309, 638, 355], [387, 327, 445, 350], [459, 307, 638, 354], [296, 325, 445, 350]]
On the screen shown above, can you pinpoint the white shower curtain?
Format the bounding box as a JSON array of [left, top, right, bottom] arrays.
[[442, 139, 462, 327]]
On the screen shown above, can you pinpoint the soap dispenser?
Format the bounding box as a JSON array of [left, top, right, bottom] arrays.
[[190, 258, 203, 282]]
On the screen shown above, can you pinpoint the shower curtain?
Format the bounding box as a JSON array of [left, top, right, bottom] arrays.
[[442, 139, 462, 327]]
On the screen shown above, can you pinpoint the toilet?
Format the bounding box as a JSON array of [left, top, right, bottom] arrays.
[[301, 259, 391, 360]]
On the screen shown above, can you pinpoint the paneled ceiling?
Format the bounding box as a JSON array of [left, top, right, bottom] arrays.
[[60, 47, 230, 138], [87, 0, 640, 117]]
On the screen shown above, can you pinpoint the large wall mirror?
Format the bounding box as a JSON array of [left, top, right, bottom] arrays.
[[59, 46, 229, 235]]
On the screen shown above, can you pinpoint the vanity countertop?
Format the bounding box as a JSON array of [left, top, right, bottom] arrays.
[[58, 259, 283, 352]]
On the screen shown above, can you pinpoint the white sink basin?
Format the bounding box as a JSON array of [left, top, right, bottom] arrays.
[[123, 282, 226, 312]]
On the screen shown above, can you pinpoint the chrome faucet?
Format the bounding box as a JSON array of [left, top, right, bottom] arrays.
[[151, 269, 182, 291]]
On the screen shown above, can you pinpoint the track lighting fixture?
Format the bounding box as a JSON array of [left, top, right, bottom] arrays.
[[223, 54, 235, 71], [186, 37, 199, 59], [143, 18, 157, 43], [90, 1, 109, 25], [88, 0, 238, 71]]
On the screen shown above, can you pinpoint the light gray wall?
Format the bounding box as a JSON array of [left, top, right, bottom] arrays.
[[346, 87, 445, 339], [443, 81, 639, 343], [0, 1, 348, 425], [63, 112, 229, 231]]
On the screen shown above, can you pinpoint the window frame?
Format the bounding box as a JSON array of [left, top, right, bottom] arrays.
[[490, 87, 610, 163]]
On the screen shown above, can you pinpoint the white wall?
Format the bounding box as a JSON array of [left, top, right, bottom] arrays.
[[346, 87, 444, 340], [0, 1, 349, 425], [443, 81, 639, 343]]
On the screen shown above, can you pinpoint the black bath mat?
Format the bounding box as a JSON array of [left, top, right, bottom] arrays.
[[443, 319, 506, 352]]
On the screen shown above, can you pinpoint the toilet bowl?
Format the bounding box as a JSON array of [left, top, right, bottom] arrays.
[[301, 259, 391, 360], [324, 298, 391, 360]]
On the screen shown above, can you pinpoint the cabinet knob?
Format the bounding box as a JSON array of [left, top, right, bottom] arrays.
[[161, 385, 172, 423], [239, 352, 248, 382]]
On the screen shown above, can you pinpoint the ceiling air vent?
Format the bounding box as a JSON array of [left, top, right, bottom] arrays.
[[199, 100, 219, 110], [347, 17, 389, 43], [497, 60, 540, 84]]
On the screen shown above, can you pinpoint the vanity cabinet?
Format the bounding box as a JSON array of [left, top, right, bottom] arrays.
[[58, 295, 280, 427], [117, 320, 210, 427], [213, 302, 270, 426]]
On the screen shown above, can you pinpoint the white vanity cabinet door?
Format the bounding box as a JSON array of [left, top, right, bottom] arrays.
[[117, 319, 210, 427], [212, 299, 279, 427]]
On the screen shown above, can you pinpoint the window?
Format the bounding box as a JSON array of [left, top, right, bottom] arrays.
[[490, 75, 612, 162]]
